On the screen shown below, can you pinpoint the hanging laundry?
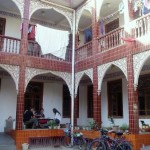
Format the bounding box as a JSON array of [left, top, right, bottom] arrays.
[[28, 24, 36, 40], [35, 24, 69, 60], [100, 20, 104, 36], [84, 28, 92, 43]]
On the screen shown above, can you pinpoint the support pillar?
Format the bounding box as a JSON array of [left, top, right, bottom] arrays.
[[91, 2, 101, 125], [16, 0, 30, 130], [126, 40, 139, 133]]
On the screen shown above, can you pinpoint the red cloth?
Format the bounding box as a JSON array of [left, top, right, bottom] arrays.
[[28, 25, 36, 40], [121, 37, 135, 42]]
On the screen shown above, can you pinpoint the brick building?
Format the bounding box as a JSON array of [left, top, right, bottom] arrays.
[[0, 0, 150, 149]]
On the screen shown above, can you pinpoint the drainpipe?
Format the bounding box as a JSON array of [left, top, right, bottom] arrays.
[[71, 9, 75, 145]]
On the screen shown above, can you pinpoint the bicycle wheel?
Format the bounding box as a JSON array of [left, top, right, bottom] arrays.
[[78, 137, 87, 150], [63, 136, 72, 148], [88, 139, 106, 150], [115, 142, 132, 150]]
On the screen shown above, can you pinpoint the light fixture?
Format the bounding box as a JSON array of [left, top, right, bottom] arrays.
[[106, 3, 111, 8], [41, 11, 45, 16]]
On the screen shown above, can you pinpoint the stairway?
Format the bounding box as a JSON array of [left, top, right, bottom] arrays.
[[0, 132, 16, 150]]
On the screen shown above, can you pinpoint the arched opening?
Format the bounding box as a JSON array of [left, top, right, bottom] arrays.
[[99, 0, 123, 36], [29, 8, 72, 61], [76, 74, 93, 128], [100, 65, 128, 129], [0, 0, 22, 54], [77, 9, 92, 47], [138, 57, 150, 129], [0, 67, 17, 132], [24, 72, 71, 129]]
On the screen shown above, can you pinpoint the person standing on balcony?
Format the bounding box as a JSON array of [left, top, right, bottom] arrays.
[[53, 108, 61, 126]]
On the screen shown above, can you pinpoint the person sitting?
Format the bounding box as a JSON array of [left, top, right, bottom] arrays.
[[23, 107, 38, 129], [53, 108, 61, 126], [35, 108, 45, 118]]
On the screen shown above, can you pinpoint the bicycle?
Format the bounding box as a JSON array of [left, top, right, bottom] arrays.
[[88, 128, 132, 150], [63, 124, 87, 150]]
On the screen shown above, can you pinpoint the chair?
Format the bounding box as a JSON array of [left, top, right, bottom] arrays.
[[140, 120, 149, 129]]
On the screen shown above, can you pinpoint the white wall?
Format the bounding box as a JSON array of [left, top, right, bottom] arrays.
[[101, 78, 129, 128], [43, 82, 70, 124], [0, 77, 17, 132], [0, 14, 21, 39], [77, 85, 89, 126]]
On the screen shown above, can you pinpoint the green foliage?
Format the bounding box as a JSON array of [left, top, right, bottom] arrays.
[[119, 123, 129, 131], [47, 120, 56, 129], [88, 119, 96, 129]]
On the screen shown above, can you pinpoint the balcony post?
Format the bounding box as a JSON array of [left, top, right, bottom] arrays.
[[126, 40, 139, 134], [91, 1, 101, 125], [20, 0, 30, 55], [16, 0, 30, 130]]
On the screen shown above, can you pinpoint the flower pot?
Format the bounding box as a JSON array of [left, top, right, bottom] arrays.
[[113, 125, 119, 132]]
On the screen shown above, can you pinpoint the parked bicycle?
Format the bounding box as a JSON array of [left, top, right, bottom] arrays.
[[63, 123, 87, 150], [88, 128, 132, 150]]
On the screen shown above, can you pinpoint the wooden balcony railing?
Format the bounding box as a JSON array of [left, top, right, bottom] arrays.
[[28, 40, 72, 62], [75, 41, 92, 61], [132, 13, 150, 38], [97, 27, 125, 52], [0, 35, 20, 54]]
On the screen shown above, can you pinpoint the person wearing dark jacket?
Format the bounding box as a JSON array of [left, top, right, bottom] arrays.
[[23, 107, 38, 129]]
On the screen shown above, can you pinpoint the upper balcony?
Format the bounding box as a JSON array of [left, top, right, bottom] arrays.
[[0, 0, 150, 63]]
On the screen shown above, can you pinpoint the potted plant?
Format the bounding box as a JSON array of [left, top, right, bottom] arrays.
[[47, 120, 56, 129], [88, 119, 96, 130], [119, 123, 129, 132]]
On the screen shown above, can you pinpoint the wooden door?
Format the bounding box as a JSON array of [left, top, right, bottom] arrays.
[[0, 18, 6, 50], [24, 82, 43, 112]]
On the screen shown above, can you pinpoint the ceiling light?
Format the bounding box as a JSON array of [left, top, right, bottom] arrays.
[[41, 11, 45, 16], [106, 3, 111, 8]]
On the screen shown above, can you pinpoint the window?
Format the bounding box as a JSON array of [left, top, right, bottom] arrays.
[[107, 79, 123, 117], [87, 85, 93, 118], [0, 17, 6, 35], [138, 77, 150, 117], [139, 90, 150, 116], [105, 19, 119, 33], [24, 82, 43, 112], [63, 85, 71, 118]]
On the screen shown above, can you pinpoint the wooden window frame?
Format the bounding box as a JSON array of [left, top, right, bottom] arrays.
[[105, 19, 119, 33], [138, 75, 150, 118], [87, 85, 93, 118], [24, 82, 43, 112], [62, 84, 71, 118], [0, 17, 6, 35], [107, 79, 123, 118]]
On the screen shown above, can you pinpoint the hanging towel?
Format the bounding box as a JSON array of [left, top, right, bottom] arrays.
[[84, 28, 92, 43], [35, 24, 69, 59], [100, 20, 104, 36]]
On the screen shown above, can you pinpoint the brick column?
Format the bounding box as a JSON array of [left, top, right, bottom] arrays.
[[74, 95, 78, 126], [91, 4, 101, 125], [16, 64, 26, 130], [20, 0, 30, 55], [126, 40, 139, 133], [75, 33, 79, 49], [128, 0, 134, 20], [16, 0, 30, 130]]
